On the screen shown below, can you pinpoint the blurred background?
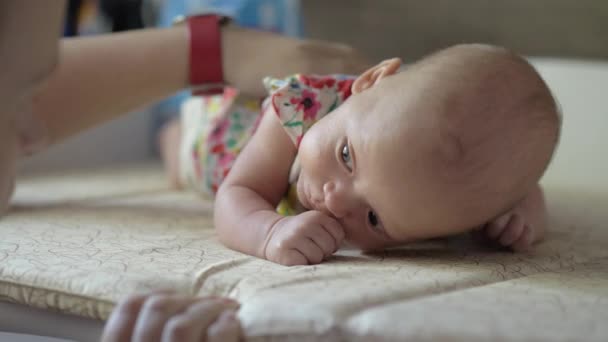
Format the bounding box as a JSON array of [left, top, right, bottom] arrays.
[[303, 0, 607, 60], [20, 0, 608, 179]]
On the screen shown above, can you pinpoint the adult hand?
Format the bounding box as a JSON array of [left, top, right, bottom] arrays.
[[0, 0, 65, 216], [101, 291, 242, 342], [223, 26, 371, 97]]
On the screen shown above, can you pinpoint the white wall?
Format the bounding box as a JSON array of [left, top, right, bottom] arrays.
[[532, 58, 608, 191]]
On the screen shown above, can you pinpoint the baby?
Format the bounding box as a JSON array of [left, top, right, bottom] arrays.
[[160, 44, 560, 266]]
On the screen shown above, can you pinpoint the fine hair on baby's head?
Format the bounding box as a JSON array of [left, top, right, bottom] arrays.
[[398, 44, 560, 231]]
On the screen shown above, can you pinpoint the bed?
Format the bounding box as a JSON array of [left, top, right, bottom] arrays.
[[1, 58, 607, 342]]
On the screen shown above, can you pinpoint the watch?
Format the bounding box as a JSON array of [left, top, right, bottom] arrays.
[[174, 14, 231, 95]]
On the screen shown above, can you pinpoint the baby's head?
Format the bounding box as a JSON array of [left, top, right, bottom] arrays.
[[296, 44, 560, 250]]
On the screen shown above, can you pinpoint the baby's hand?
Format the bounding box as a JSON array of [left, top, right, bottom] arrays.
[[264, 211, 345, 266], [483, 210, 535, 252], [482, 185, 547, 252], [101, 291, 241, 342]]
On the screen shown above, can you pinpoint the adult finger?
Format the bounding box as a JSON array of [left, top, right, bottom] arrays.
[[161, 298, 239, 342], [102, 290, 174, 342], [131, 294, 195, 342], [207, 310, 242, 342], [102, 293, 150, 342]]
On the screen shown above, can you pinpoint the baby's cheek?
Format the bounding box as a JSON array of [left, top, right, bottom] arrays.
[[298, 135, 322, 168]]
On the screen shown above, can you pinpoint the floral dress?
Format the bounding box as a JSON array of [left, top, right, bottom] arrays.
[[179, 74, 355, 214]]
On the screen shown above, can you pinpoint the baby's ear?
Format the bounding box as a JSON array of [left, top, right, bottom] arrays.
[[352, 58, 401, 94]]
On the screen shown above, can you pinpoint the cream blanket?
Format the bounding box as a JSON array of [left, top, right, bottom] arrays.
[[0, 164, 606, 341]]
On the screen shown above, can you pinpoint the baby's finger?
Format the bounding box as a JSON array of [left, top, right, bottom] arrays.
[[307, 226, 338, 257], [511, 225, 533, 252], [101, 290, 174, 342], [131, 294, 196, 342], [321, 216, 345, 246], [279, 249, 308, 266], [499, 214, 525, 246], [295, 237, 325, 265], [207, 310, 242, 342], [161, 298, 239, 342], [485, 214, 511, 239]]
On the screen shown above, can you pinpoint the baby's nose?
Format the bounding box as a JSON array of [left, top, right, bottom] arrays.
[[323, 181, 355, 218]]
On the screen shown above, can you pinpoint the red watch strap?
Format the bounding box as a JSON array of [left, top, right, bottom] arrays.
[[188, 15, 224, 95]]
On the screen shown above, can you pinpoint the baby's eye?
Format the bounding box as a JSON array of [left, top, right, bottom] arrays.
[[341, 143, 353, 171], [367, 210, 379, 227]]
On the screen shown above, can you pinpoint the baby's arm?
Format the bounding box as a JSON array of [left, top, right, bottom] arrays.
[[482, 184, 547, 251], [214, 109, 344, 266]]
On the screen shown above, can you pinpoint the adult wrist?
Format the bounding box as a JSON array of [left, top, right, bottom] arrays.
[[175, 14, 231, 95]]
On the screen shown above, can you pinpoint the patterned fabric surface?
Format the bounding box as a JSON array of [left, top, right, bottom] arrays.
[[0, 163, 607, 341]]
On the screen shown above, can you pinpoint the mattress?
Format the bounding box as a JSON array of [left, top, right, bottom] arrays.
[[1, 58, 607, 341]]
